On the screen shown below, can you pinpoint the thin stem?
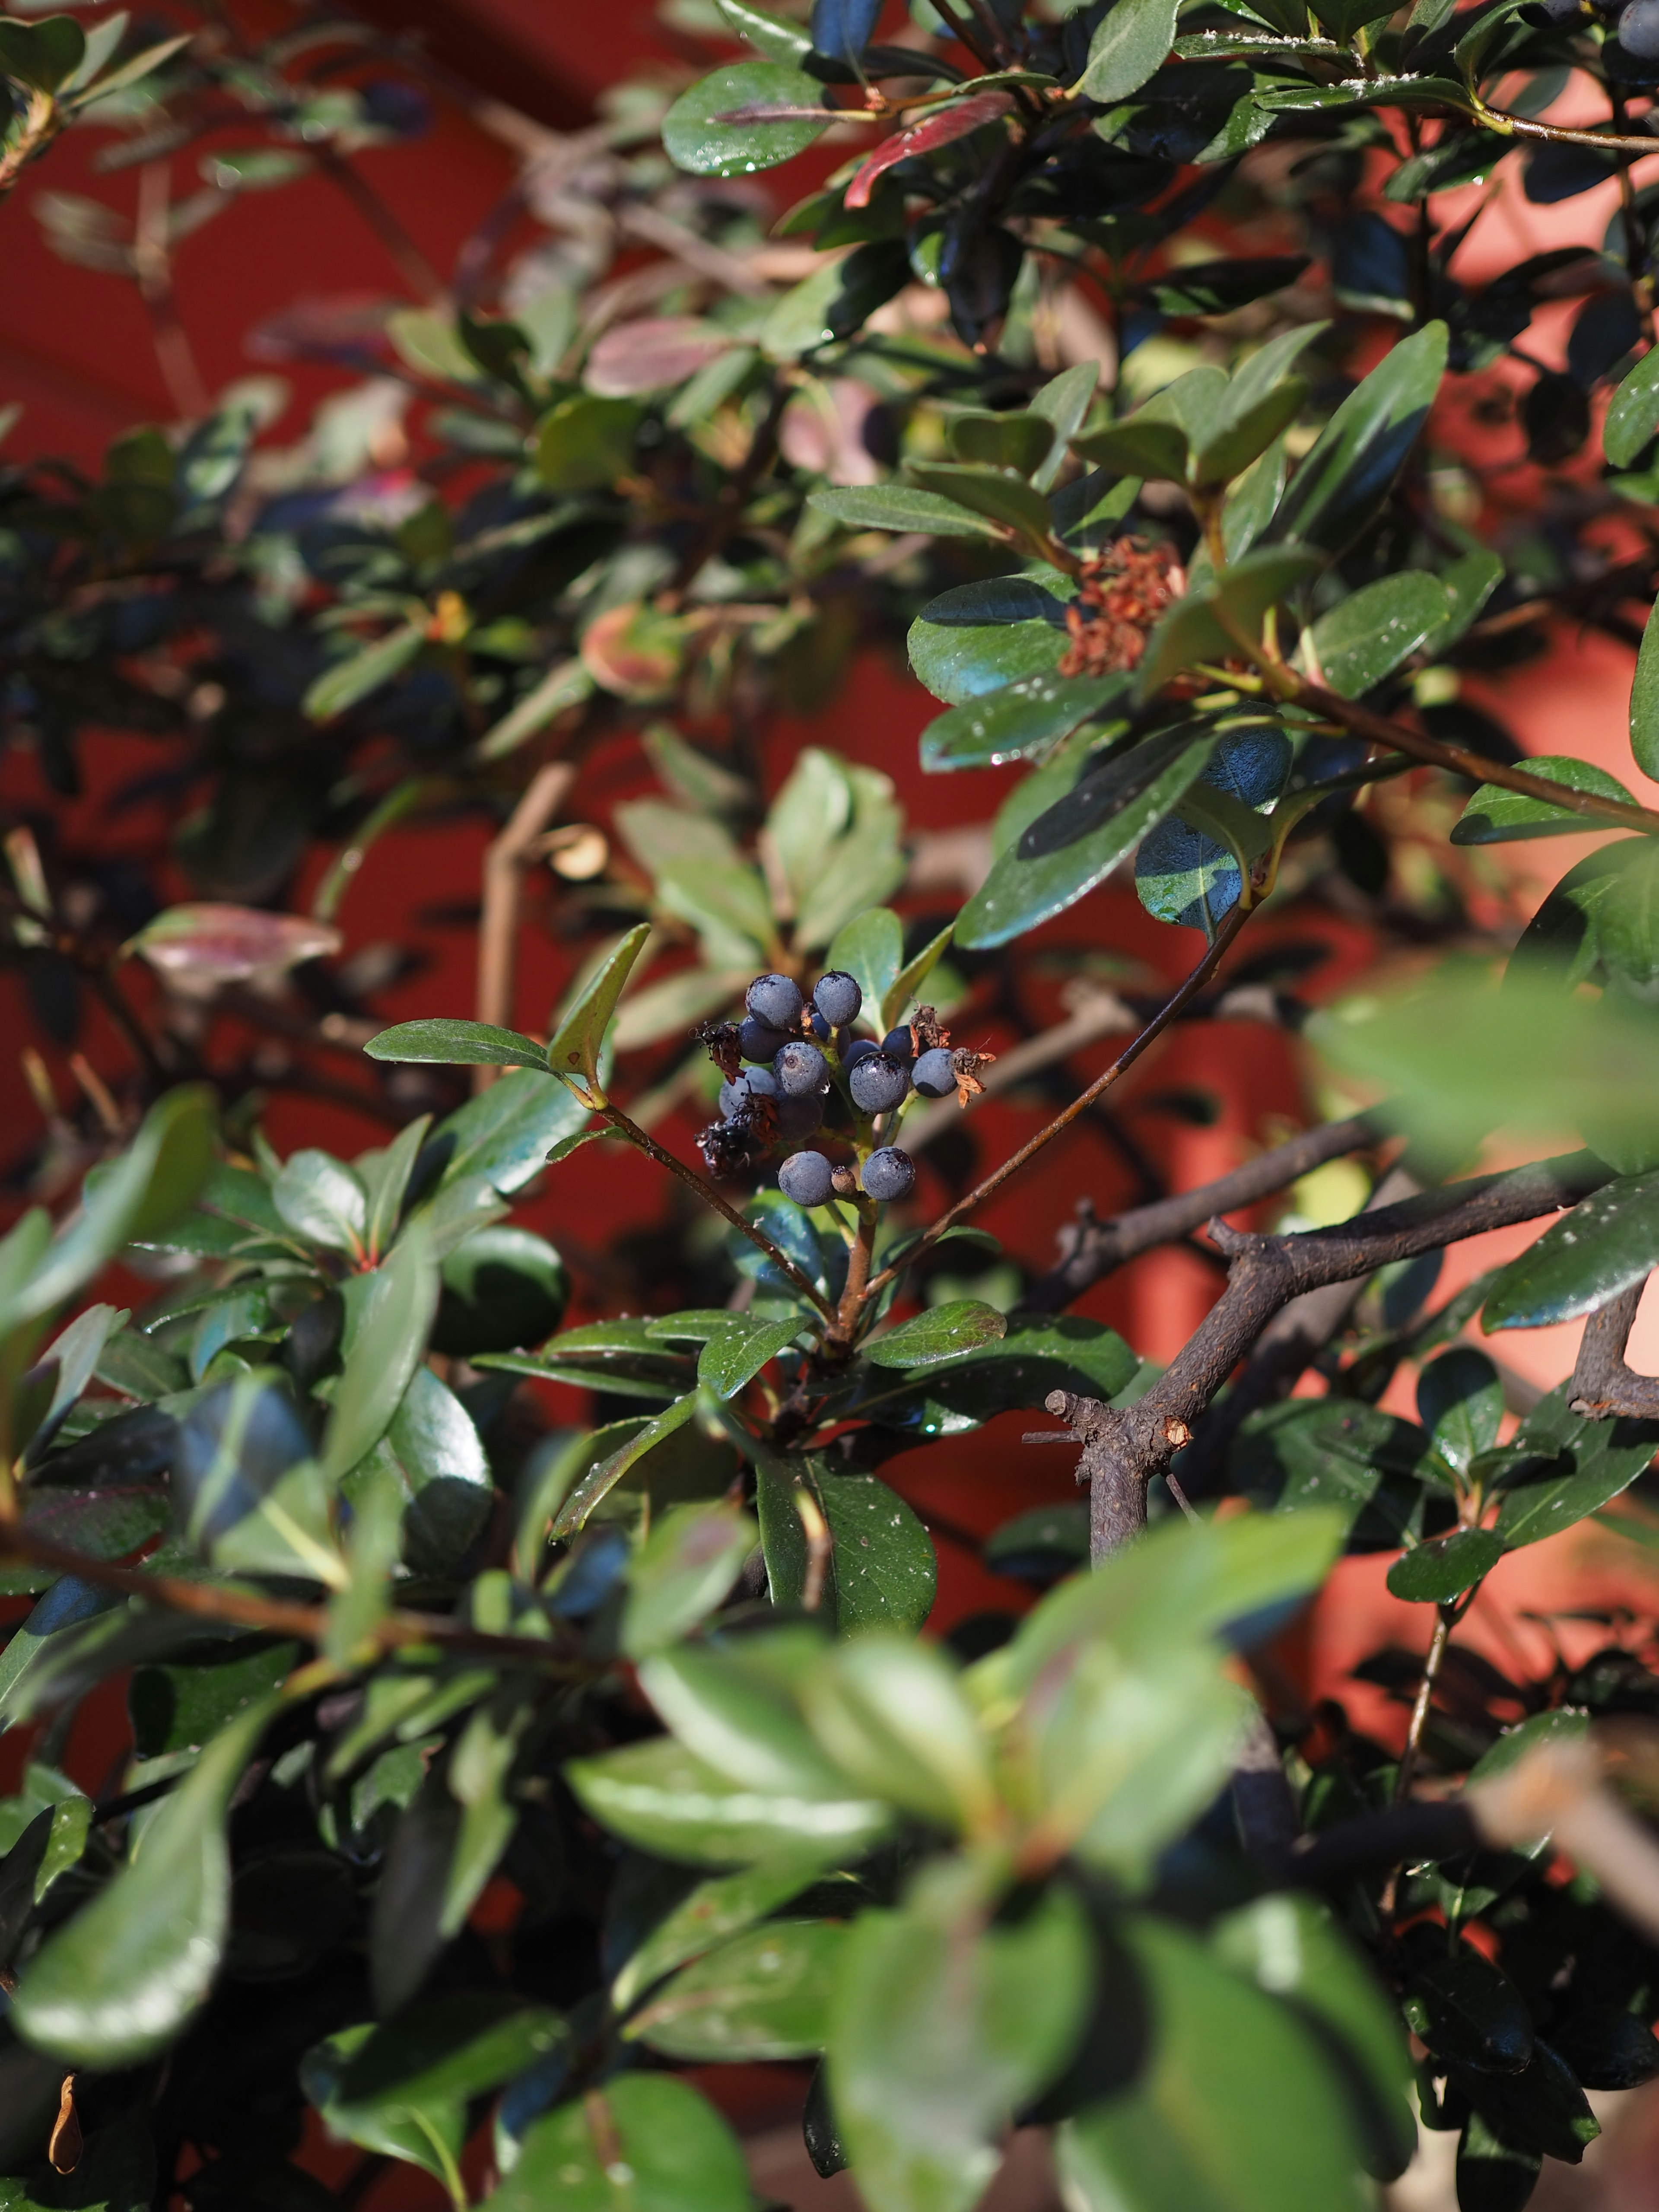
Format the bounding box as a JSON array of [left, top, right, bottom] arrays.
[[826, 1203, 879, 1352], [0, 1515, 589, 1673], [1394, 1605, 1453, 1807], [133, 162, 210, 420], [861, 903, 1250, 1302], [1290, 677, 1659, 836], [1469, 92, 1659, 159], [315, 146, 446, 303], [1611, 84, 1657, 345], [474, 761, 576, 1096], [598, 1106, 835, 1319]]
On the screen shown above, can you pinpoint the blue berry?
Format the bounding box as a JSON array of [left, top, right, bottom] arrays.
[[862, 1147, 915, 1202], [912, 1047, 957, 1099], [746, 973, 803, 1030], [739, 1016, 791, 1063], [778, 1093, 826, 1140], [775, 1040, 829, 1096], [718, 1067, 778, 1118], [779, 1150, 834, 1206], [849, 1052, 909, 1114], [1621, 0, 1659, 47], [808, 1009, 832, 1041], [842, 1037, 880, 1069], [881, 1026, 915, 1063], [813, 971, 862, 1027]]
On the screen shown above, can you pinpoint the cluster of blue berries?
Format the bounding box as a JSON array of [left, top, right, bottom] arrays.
[[696, 968, 979, 1210], [1540, 0, 1659, 52]]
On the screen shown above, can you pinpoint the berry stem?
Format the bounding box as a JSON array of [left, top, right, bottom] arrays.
[[597, 1105, 836, 1318], [859, 904, 1251, 1303]]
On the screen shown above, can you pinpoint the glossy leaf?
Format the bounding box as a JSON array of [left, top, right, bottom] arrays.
[[1273, 321, 1448, 555], [321, 1222, 440, 1485], [755, 1462, 937, 1632], [1605, 342, 1659, 468], [175, 1369, 341, 1585], [1057, 1915, 1367, 2212], [1386, 1527, 1504, 1602], [904, 462, 1054, 542], [1492, 1388, 1659, 1549], [12, 1694, 279, 2066], [863, 1300, 1006, 1369], [364, 1018, 548, 1071], [1211, 1893, 1417, 2181], [550, 1394, 699, 1536], [830, 1881, 1091, 2212], [1484, 1167, 1659, 1330], [545, 923, 652, 1100], [662, 61, 831, 176], [1451, 755, 1637, 844], [920, 671, 1126, 773], [566, 1734, 891, 1868], [622, 1502, 756, 1658], [955, 728, 1216, 948], [627, 1918, 846, 2059], [907, 571, 1074, 704], [1418, 1347, 1503, 1472], [1303, 571, 1450, 697], [482, 2073, 752, 2212], [696, 1315, 802, 1398], [1079, 0, 1179, 101], [847, 1313, 1139, 1434], [272, 1150, 367, 1252], [810, 483, 1002, 538], [613, 1861, 820, 2013], [804, 1635, 995, 1831], [845, 92, 1013, 211]]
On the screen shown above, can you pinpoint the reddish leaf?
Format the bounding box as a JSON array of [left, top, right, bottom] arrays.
[[585, 317, 734, 399], [844, 93, 1014, 211], [579, 602, 687, 701], [128, 905, 342, 992]]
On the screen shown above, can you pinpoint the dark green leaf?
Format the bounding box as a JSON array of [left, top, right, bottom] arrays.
[[1451, 756, 1637, 844], [920, 672, 1127, 773], [1079, 0, 1179, 103], [1605, 340, 1659, 468], [1057, 1914, 1367, 2212], [545, 924, 652, 1100], [1404, 1948, 1534, 2073], [364, 1019, 549, 1071], [336, 1991, 565, 2108], [11, 1695, 278, 2066], [1272, 321, 1448, 555], [567, 1734, 890, 1867], [696, 1316, 803, 1398], [1070, 415, 1189, 483], [848, 1313, 1139, 1433], [662, 61, 831, 177], [830, 1885, 1091, 2212], [718, 0, 813, 61], [1211, 1894, 1417, 2182], [613, 1863, 821, 2012], [300, 2021, 464, 2188], [1493, 1396, 1659, 1550], [481, 2074, 752, 2212], [863, 1300, 1006, 1369], [949, 410, 1057, 479], [1483, 1167, 1659, 1330], [955, 729, 1216, 948], [1597, 837, 1659, 986], [550, 1395, 699, 1536], [1305, 572, 1450, 697], [810, 484, 1002, 538], [431, 1225, 567, 1358], [302, 625, 423, 723], [1418, 1347, 1503, 1472], [0, 16, 86, 93], [1633, 595, 1659, 781], [755, 1462, 936, 1631], [904, 462, 1055, 542], [622, 1502, 756, 1658], [321, 1223, 440, 1485], [1029, 362, 1101, 490], [760, 239, 909, 357], [627, 1918, 846, 2059], [908, 572, 1074, 705], [1386, 1527, 1503, 1601]]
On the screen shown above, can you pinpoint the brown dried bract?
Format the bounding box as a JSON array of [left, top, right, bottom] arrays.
[[908, 1004, 951, 1054], [1058, 539, 1183, 680], [950, 1047, 995, 1108], [694, 1018, 742, 1080]]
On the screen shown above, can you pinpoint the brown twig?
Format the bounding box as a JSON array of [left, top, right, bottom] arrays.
[[862, 903, 1251, 1303], [1021, 1111, 1385, 1313], [474, 761, 577, 1094], [0, 1516, 589, 1672], [1045, 1151, 1612, 1563], [1569, 1278, 1659, 1418], [1290, 678, 1659, 837], [133, 162, 210, 420], [315, 145, 446, 304], [597, 1106, 835, 1319]]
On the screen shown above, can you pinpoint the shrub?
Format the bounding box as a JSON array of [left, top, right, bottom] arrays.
[[6, 2, 1659, 2209]]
